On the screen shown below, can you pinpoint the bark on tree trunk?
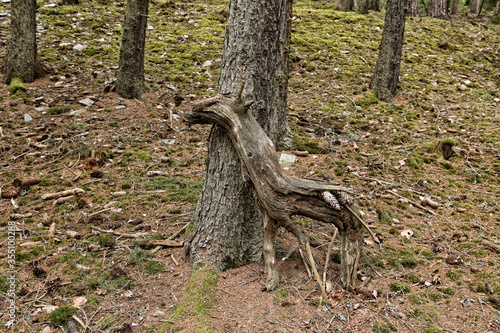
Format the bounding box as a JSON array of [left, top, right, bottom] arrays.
[[336, 0, 355, 11], [369, 0, 380, 11], [450, 0, 459, 15], [116, 0, 149, 99], [408, 0, 419, 17], [358, 0, 369, 14], [495, 0, 500, 15], [430, 0, 450, 19], [470, 0, 480, 14], [369, 0, 408, 102], [2, 0, 44, 84], [183, 0, 293, 272]]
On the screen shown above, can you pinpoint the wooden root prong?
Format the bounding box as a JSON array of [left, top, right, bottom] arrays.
[[345, 206, 381, 247]]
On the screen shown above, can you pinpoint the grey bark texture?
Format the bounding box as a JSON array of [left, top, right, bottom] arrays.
[[495, 0, 500, 15], [450, 0, 459, 15], [336, 0, 355, 11], [359, 0, 369, 14], [369, 0, 408, 102], [116, 0, 149, 99], [430, 0, 450, 19], [469, 0, 480, 14], [409, 0, 419, 16], [2, 0, 44, 84], [183, 0, 294, 271]]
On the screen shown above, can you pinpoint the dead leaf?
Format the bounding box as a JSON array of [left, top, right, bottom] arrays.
[[73, 296, 87, 309]]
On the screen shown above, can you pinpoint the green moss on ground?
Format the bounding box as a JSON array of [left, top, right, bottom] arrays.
[[162, 269, 218, 333], [9, 77, 26, 95]]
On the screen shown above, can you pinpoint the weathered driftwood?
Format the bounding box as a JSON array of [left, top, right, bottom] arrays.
[[188, 80, 372, 291]]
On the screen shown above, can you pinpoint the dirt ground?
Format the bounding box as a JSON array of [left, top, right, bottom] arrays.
[[1, 1, 500, 333]]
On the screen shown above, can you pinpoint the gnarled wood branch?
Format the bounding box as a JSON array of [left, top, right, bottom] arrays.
[[188, 81, 369, 291]]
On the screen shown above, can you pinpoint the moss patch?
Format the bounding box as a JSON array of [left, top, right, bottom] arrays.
[[9, 77, 26, 95], [163, 269, 218, 333]]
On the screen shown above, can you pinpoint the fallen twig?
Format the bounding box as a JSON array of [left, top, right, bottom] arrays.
[[42, 188, 84, 200], [90, 225, 149, 238], [168, 223, 190, 240], [323, 228, 338, 284], [306, 242, 327, 300], [386, 190, 437, 216], [345, 206, 380, 246]]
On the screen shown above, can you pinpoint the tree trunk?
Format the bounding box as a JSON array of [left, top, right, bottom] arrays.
[[450, 0, 459, 15], [469, 0, 480, 14], [183, 0, 293, 272], [359, 0, 369, 14], [495, 0, 500, 15], [430, 0, 450, 19], [1, 0, 44, 84], [408, 0, 419, 17], [116, 0, 149, 99], [369, 0, 380, 11], [369, 0, 408, 102], [336, 0, 355, 11]]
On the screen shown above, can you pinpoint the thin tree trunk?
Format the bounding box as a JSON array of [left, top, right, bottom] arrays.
[[369, 0, 408, 102], [336, 0, 355, 11], [409, 0, 419, 16], [450, 0, 459, 15], [2, 0, 44, 84], [369, 0, 380, 11], [116, 0, 149, 99], [495, 0, 500, 15], [430, 0, 450, 20], [183, 0, 293, 272], [470, 0, 480, 14], [359, 0, 369, 14]]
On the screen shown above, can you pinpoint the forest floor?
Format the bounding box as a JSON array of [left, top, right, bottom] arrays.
[[1, 0, 499, 332]]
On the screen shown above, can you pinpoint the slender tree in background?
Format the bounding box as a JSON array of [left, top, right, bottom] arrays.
[[336, 0, 354, 11], [359, 0, 369, 14], [369, 0, 409, 102], [2, 0, 45, 84], [495, 0, 500, 14], [184, 0, 293, 271], [470, 0, 481, 13], [409, 0, 420, 16], [116, 0, 149, 99], [430, 0, 450, 19], [368, 0, 380, 11], [450, 0, 459, 15]]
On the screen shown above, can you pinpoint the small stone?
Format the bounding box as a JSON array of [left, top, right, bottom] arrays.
[[152, 310, 165, 317], [115, 105, 126, 110], [73, 43, 86, 51], [279, 153, 296, 166], [79, 98, 95, 107], [24, 114, 33, 122], [35, 106, 48, 112], [202, 60, 213, 67], [69, 109, 86, 116]]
